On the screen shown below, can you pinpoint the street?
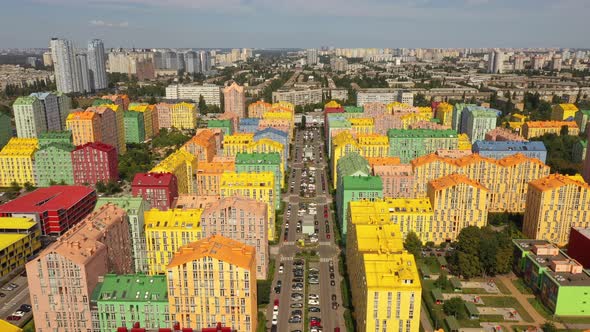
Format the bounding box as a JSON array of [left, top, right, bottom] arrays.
[[0, 272, 32, 328]]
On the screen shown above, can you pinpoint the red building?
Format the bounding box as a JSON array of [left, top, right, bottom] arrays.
[[0, 185, 96, 235], [71, 142, 118, 186], [132, 172, 178, 210], [117, 322, 232, 332], [567, 227, 590, 268]]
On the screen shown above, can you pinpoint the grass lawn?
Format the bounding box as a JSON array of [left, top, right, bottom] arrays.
[[494, 278, 511, 295], [511, 325, 537, 332], [512, 279, 533, 295], [420, 256, 442, 275], [458, 318, 483, 328], [22, 319, 34, 332], [481, 296, 533, 323], [462, 288, 490, 294], [256, 311, 267, 332], [527, 297, 552, 320]]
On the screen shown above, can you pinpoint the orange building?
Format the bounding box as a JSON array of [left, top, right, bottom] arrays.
[[182, 129, 218, 162], [248, 100, 272, 118], [196, 161, 235, 196]]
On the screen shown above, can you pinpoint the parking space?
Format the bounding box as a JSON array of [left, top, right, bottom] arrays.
[[0, 274, 32, 327]]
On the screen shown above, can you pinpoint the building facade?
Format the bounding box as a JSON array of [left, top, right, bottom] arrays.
[[150, 149, 198, 194], [132, 172, 179, 210], [13, 96, 46, 138], [71, 142, 118, 185], [0, 217, 41, 278], [0, 137, 38, 187], [224, 82, 246, 118]]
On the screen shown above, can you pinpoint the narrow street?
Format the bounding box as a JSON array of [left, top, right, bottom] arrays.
[[266, 125, 345, 331]]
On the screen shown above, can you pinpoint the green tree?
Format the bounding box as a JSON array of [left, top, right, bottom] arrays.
[[434, 270, 449, 290], [560, 125, 569, 136], [455, 226, 481, 256], [443, 297, 465, 319], [198, 95, 207, 114], [456, 252, 481, 279], [95, 181, 107, 193], [542, 322, 557, 332], [24, 182, 36, 192], [9, 181, 21, 192], [403, 231, 422, 258]]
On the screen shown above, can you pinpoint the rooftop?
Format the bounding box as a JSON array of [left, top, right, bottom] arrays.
[[337, 152, 370, 176], [132, 172, 176, 186], [0, 234, 28, 252], [92, 274, 167, 303], [196, 161, 235, 173], [342, 176, 383, 190], [73, 141, 116, 153], [354, 223, 404, 254], [473, 140, 547, 152], [524, 121, 579, 128], [0, 186, 95, 214], [387, 128, 458, 138], [95, 197, 145, 212], [167, 235, 255, 270], [529, 173, 590, 192], [235, 152, 281, 165], [428, 173, 488, 191], [0, 217, 38, 231], [363, 252, 420, 290], [13, 96, 39, 106]]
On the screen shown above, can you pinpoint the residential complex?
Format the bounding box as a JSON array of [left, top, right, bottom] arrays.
[[522, 121, 580, 139], [132, 172, 179, 210], [0, 217, 41, 278], [0, 138, 38, 187], [165, 84, 222, 106], [33, 133, 74, 186], [224, 82, 246, 118], [71, 142, 118, 185]]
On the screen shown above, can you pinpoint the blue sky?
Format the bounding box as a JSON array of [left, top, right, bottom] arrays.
[[1, 0, 589, 48]]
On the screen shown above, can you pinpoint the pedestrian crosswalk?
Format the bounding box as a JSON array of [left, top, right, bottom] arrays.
[[319, 241, 331, 246], [319, 257, 332, 262], [280, 256, 294, 261]]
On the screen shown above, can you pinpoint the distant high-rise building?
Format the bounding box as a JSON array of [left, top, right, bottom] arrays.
[[551, 55, 562, 71], [87, 39, 108, 90], [532, 55, 544, 70], [488, 49, 504, 74], [185, 51, 202, 74], [162, 51, 178, 70], [224, 82, 246, 117], [307, 48, 319, 65], [42, 51, 53, 67], [50, 38, 84, 93], [200, 51, 211, 72], [513, 54, 525, 71], [76, 53, 92, 93]]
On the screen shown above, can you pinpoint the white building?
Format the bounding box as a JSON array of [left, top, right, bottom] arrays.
[[356, 89, 399, 106], [272, 88, 323, 106], [50, 38, 83, 93], [185, 51, 202, 74], [87, 39, 108, 90], [398, 91, 414, 106], [13, 96, 46, 138], [307, 49, 319, 65], [76, 53, 91, 93], [165, 84, 221, 106]]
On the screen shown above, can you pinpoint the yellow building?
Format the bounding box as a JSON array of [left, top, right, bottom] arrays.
[[435, 102, 453, 127], [262, 108, 294, 123], [66, 111, 100, 146], [171, 102, 198, 129], [0, 217, 41, 278], [457, 133, 472, 150], [346, 222, 421, 332], [401, 112, 432, 129], [325, 100, 342, 109], [0, 319, 23, 332], [273, 101, 295, 111], [411, 153, 551, 213], [417, 106, 434, 118], [523, 174, 590, 246], [248, 100, 272, 118], [102, 103, 127, 154], [349, 118, 375, 135], [0, 138, 38, 187], [357, 134, 389, 158], [144, 208, 203, 274], [220, 172, 276, 239], [166, 235, 257, 332], [223, 133, 254, 157], [386, 102, 413, 113], [129, 103, 155, 138], [427, 174, 489, 243], [247, 138, 286, 168], [552, 103, 579, 121], [151, 149, 198, 194], [348, 198, 435, 243], [507, 113, 528, 133], [331, 131, 361, 187], [522, 121, 579, 139]]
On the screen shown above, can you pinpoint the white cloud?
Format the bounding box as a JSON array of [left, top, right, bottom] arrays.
[[89, 19, 129, 27]]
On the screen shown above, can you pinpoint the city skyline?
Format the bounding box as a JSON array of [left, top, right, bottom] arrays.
[[1, 0, 589, 48]]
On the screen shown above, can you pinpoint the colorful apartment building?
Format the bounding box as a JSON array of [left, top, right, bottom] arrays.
[[552, 103, 579, 121], [336, 176, 383, 239], [472, 140, 547, 163], [575, 109, 590, 133], [0, 185, 96, 235], [331, 131, 361, 187], [0, 217, 41, 278], [151, 149, 198, 194], [208, 119, 233, 136], [451, 103, 476, 131], [0, 111, 13, 149], [248, 100, 272, 118], [346, 221, 421, 332], [33, 140, 74, 187], [258, 119, 292, 141], [144, 208, 203, 274], [357, 133, 389, 158], [219, 112, 239, 134], [26, 204, 133, 332], [88, 106, 125, 154], [195, 161, 235, 196], [128, 103, 157, 138], [513, 240, 590, 316], [435, 102, 453, 128], [411, 153, 550, 213], [247, 138, 287, 170], [124, 111, 146, 143], [30, 91, 71, 131], [71, 142, 118, 185], [485, 127, 528, 142], [336, 152, 371, 191], [401, 112, 432, 129], [91, 274, 169, 331], [66, 109, 114, 153], [200, 197, 269, 279], [427, 174, 489, 243], [223, 133, 254, 157], [363, 102, 387, 116], [101, 103, 126, 154], [522, 121, 580, 139], [132, 172, 179, 210], [254, 128, 289, 159], [155, 103, 173, 129], [236, 152, 282, 207], [373, 164, 414, 198], [459, 106, 500, 142], [101, 94, 130, 111], [182, 129, 217, 162], [171, 102, 198, 129], [349, 117, 374, 135], [387, 129, 459, 163], [0, 137, 38, 187], [239, 118, 261, 134], [166, 235, 257, 331], [12, 96, 46, 138], [273, 101, 295, 111], [523, 174, 590, 246], [224, 82, 246, 118], [567, 228, 590, 268], [220, 172, 276, 239], [95, 197, 149, 273]]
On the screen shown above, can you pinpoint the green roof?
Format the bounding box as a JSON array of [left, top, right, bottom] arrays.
[[235, 152, 281, 164], [431, 288, 444, 301], [92, 274, 168, 303], [579, 110, 590, 115], [37, 142, 74, 152], [208, 119, 231, 127], [95, 197, 145, 213], [39, 131, 72, 141], [437, 255, 448, 266], [13, 96, 39, 106], [445, 316, 460, 331], [420, 264, 432, 276], [337, 152, 370, 177], [92, 98, 113, 106], [342, 176, 383, 190], [469, 109, 499, 118], [465, 301, 479, 316], [387, 128, 458, 138], [450, 277, 462, 289], [344, 106, 364, 113], [328, 119, 352, 128]]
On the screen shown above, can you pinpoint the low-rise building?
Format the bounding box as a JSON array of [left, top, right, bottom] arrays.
[[522, 121, 579, 139]]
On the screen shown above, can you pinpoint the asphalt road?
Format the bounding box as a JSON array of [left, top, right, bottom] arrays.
[[266, 126, 344, 332], [0, 274, 32, 327]]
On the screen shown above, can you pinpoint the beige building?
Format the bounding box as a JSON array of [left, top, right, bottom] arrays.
[[223, 82, 246, 118], [26, 204, 132, 332]]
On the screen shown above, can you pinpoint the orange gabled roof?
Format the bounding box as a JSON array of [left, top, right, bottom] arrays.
[[496, 153, 547, 167], [86, 106, 112, 115], [67, 110, 96, 121], [411, 153, 455, 168], [367, 157, 401, 167], [525, 121, 579, 128], [167, 235, 255, 270], [453, 153, 494, 167], [428, 173, 488, 191], [188, 129, 216, 146], [197, 161, 235, 173], [529, 174, 590, 192]]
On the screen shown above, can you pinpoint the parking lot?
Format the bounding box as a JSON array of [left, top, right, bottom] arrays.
[[0, 273, 32, 327]]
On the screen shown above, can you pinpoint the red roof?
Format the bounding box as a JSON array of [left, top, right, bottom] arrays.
[[73, 141, 116, 153], [132, 172, 176, 186], [0, 186, 95, 213]]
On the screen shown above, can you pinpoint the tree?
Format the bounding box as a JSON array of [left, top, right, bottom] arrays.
[[443, 297, 465, 319], [404, 231, 422, 258], [542, 322, 557, 332], [301, 115, 307, 128], [95, 181, 107, 193], [434, 270, 449, 290], [24, 182, 36, 192], [198, 95, 207, 114], [560, 125, 569, 136], [455, 251, 482, 279]]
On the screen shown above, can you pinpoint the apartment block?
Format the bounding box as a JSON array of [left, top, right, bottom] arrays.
[[373, 164, 414, 198], [33, 139, 74, 187], [472, 140, 547, 163], [195, 161, 235, 196], [485, 127, 527, 142], [165, 84, 222, 106], [575, 109, 590, 133], [182, 129, 218, 162], [523, 174, 590, 246], [331, 131, 361, 187], [435, 102, 453, 128], [336, 176, 383, 240], [132, 172, 178, 210], [552, 103, 579, 121], [71, 142, 118, 185], [171, 102, 198, 129], [236, 151, 283, 204], [460, 106, 499, 142], [224, 82, 246, 118], [208, 119, 233, 136], [522, 121, 579, 139], [0, 137, 38, 187], [29, 92, 70, 131], [239, 118, 261, 134], [166, 235, 257, 331], [248, 101, 272, 118], [12, 96, 46, 138], [272, 88, 323, 106], [387, 129, 459, 163], [567, 228, 590, 268], [150, 149, 198, 194], [155, 103, 173, 129], [0, 217, 41, 278], [200, 197, 269, 279], [97, 102, 126, 154], [128, 103, 157, 138], [124, 111, 146, 143], [26, 204, 133, 332], [223, 133, 254, 157], [357, 133, 389, 159], [0, 111, 13, 149]]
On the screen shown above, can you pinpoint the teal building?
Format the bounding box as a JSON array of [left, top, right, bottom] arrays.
[[337, 176, 382, 242], [33, 131, 75, 187], [124, 111, 146, 143], [208, 119, 233, 135], [235, 152, 282, 209], [387, 129, 459, 163]]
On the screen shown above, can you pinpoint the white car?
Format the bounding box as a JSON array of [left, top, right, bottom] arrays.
[[273, 305, 279, 315], [278, 264, 284, 274], [308, 299, 320, 305], [310, 237, 319, 243], [272, 313, 278, 325], [308, 293, 320, 299]]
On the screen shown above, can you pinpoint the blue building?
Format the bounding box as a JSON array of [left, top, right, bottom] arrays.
[[472, 140, 547, 163], [254, 127, 289, 167], [239, 118, 260, 133]]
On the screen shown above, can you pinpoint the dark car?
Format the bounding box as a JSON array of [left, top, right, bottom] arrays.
[[290, 303, 303, 308], [288, 317, 302, 324], [332, 302, 339, 310], [309, 306, 321, 312], [0, 293, 5, 298], [330, 272, 335, 279], [331, 294, 337, 301], [291, 309, 302, 316], [19, 304, 32, 312]]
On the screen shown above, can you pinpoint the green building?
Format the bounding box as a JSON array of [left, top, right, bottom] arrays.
[[208, 119, 233, 135], [34, 131, 75, 187], [573, 139, 587, 163], [91, 274, 169, 331], [0, 111, 13, 149], [451, 103, 476, 131], [344, 106, 364, 113], [124, 111, 145, 143], [337, 176, 382, 241], [92, 98, 113, 106], [235, 152, 282, 209], [95, 197, 148, 273], [575, 109, 590, 133], [387, 129, 459, 163], [513, 239, 590, 316], [39, 130, 72, 146]]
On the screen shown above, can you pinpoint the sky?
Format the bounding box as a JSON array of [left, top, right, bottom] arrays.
[[0, 0, 589, 49]]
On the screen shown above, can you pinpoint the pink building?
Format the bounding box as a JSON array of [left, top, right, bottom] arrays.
[[363, 102, 387, 116], [72, 142, 118, 185], [219, 111, 239, 133], [373, 113, 403, 135], [435, 149, 473, 158], [485, 127, 528, 142], [373, 164, 414, 198], [26, 204, 132, 332], [132, 172, 179, 210], [200, 196, 269, 279], [155, 102, 173, 129], [223, 82, 246, 118], [409, 120, 450, 130], [86, 106, 121, 153]]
